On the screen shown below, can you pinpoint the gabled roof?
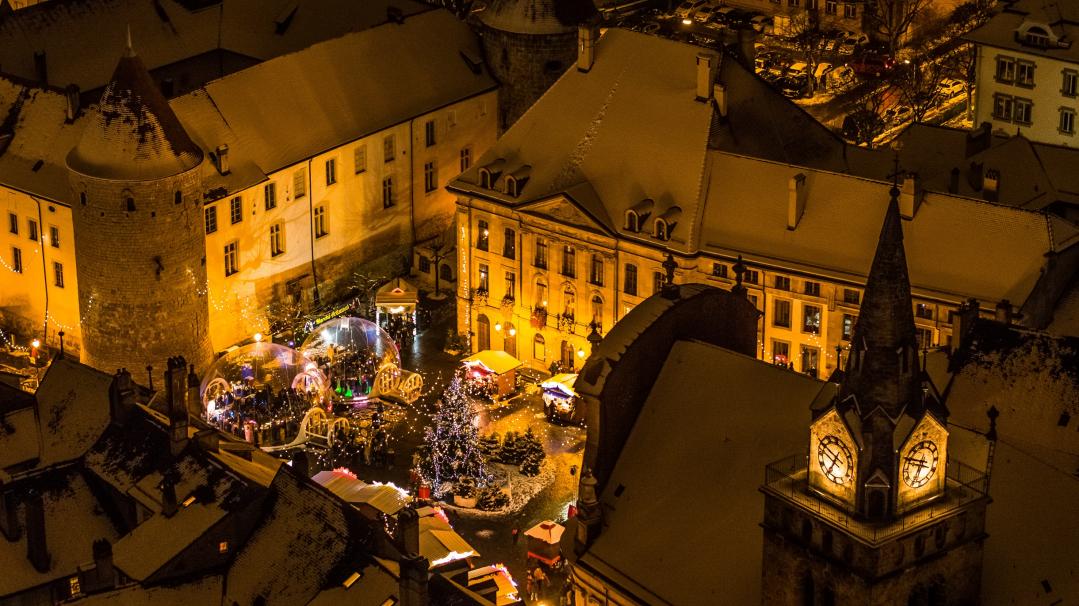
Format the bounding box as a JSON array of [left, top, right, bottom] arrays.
[[965, 0, 1079, 63], [67, 42, 203, 181], [449, 28, 714, 253]]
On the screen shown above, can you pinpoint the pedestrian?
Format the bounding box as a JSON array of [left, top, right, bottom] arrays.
[[534, 567, 549, 593], [526, 571, 536, 601], [511, 527, 520, 544]]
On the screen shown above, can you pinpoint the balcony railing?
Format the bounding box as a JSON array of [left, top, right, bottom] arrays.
[[472, 288, 489, 305], [762, 453, 988, 546], [531, 306, 548, 329], [500, 294, 515, 309], [557, 312, 575, 332]]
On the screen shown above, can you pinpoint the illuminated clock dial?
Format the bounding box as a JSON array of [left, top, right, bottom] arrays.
[[817, 435, 853, 484], [902, 440, 939, 488]]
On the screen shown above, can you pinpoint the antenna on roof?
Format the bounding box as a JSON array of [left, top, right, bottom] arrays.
[[124, 25, 135, 57], [887, 140, 904, 196]]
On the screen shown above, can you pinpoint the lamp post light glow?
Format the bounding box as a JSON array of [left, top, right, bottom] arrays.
[[253, 332, 263, 343], [494, 323, 503, 332], [31, 339, 41, 349]]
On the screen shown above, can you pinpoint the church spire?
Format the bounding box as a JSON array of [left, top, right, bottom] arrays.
[[840, 187, 921, 418]]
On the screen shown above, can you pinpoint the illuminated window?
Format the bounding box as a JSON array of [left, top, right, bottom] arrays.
[[842, 314, 855, 340], [801, 345, 819, 377], [69, 576, 81, 597], [53, 261, 64, 288], [802, 304, 821, 334], [424, 162, 437, 193], [772, 340, 790, 365], [224, 242, 238, 276], [270, 224, 284, 257], [314, 206, 328, 238], [995, 56, 1015, 82], [504, 271, 515, 300], [7, 212, 16, 235], [230, 196, 243, 224], [477, 220, 489, 251], [294, 168, 307, 199], [993, 94, 1013, 121], [915, 303, 934, 319], [11, 247, 22, 273], [1016, 61, 1035, 87], [383, 134, 396, 162], [460, 147, 472, 172], [325, 158, 337, 186], [219, 541, 229, 554], [478, 264, 489, 291], [624, 264, 637, 296], [204, 206, 217, 234], [49, 225, 59, 248], [382, 177, 395, 208], [503, 228, 515, 259], [561, 246, 575, 277], [1014, 97, 1033, 124], [1061, 108, 1076, 134], [590, 254, 603, 286], [773, 298, 791, 328], [591, 294, 603, 328], [425, 119, 436, 147], [355, 145, 367, 173], [264, 182, 277, 210]]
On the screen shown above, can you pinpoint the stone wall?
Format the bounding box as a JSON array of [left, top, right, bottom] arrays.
[[481, 27, 577, 132], [70, 163, 213, 375]]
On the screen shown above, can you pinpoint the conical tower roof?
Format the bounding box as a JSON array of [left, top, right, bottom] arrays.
[[839, 188, 921, 417], [67, 36, 202, 181], [479, 0, 597, 35]]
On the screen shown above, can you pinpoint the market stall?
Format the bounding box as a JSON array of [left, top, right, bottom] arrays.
[[300, 316, 400, 404], [375, 277, 419, 342], [461, 350, 522, 399], [540, 373, 581, 424], [525, 520, 565, 569]]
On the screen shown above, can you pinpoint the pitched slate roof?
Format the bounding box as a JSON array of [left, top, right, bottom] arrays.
[[965, 0, 1079, 63]]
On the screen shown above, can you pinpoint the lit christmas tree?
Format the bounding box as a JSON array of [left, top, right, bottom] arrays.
[[415, 376, 489, 495]]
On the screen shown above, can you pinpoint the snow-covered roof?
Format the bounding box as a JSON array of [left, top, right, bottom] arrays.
[[579, 339, 822, 605], [31, 356, 113, 469], [703, 152, 1073, 304], [463, 349, 523, 375], [71, 576, 224, 606], [201, 9, 496, 174], [0, 0, 429, 93], [67, 46, 204, 181], [375, 277, 420, 306], [305, 560, 399, 606], [965, 0, 1079, 64], [450, 28, 714, 253], [0, 407, 39, 470], [311, 470, 410, 515]]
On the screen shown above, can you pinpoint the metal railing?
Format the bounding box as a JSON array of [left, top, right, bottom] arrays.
[[762, 453, 988, 546]]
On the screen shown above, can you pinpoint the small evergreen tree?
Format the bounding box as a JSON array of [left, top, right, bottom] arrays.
[[476, 486, 510, 511], [478, 432, 501, 459], [414, 377, 488, 496], [518, 427, 546, 476]]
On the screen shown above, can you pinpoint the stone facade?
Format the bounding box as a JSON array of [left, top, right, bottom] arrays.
[[69, 163, 212, 374], [481, 26, 578, 132]]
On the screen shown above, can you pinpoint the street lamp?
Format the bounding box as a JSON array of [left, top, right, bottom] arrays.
[[254, 332, 263, 343]]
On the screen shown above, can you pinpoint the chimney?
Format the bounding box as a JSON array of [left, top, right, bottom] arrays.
[[161, 469, 178, 517], [574, 469, 602, 555], [995, 299, 1013, 325], [967, 160, 984, 191], [787, 173, 807, 230], [399, 553, 430, 606], [577, 22, 597, 72], [714, 83, 728, 118], [0, 482, 18, 541], [948, 167, 960, 194], [166, 357, 189, 457], [64, 85, 80, 122], [696, 52, 718, 101], [186, 364, 201, 417], [291, 450, 310, 477], [109, 368, 136, 427], [88, 539, 116, 590], [982, 168, 1000, 202], [398, 506, 420, 556], [215, 144, 230, 176], [899, 173, 921, 219], [26, 489, 50, 573], [195, 429, 220, 453], [965, 121, 992, 157], [33, 51, 47, 87], [953, 298, 980, 351]]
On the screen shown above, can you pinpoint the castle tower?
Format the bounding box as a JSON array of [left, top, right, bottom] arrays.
[[66, 36, 212, 375], [478, 0, 596, 132], [761, 190, 989, 606]]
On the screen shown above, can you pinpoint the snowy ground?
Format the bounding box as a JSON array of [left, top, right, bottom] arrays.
[[439, 460, 557, 518]]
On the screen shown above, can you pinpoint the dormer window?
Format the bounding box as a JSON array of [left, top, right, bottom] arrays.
[[480, 168, 492, 189], [1025, 26, 1049, 48], [625, 210, 639, 232], [505, 165, 531, 197], [477, 159, 506, 190], [654, 218, 668, 240], [626, 198, 654, 233], [505, 176, 518, 197]]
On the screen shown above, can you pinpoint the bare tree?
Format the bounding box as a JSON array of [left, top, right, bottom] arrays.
[[864, 0, 934, 55], [843, 86, 889, 147], [785, 11, 824, 95]]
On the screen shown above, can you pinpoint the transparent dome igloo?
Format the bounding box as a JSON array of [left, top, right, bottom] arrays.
[[200, 342, 328, 409], [299, 316, 400, 368]]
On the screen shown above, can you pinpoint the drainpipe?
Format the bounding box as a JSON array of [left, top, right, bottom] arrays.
[[306, 159, 320, 307], [409, 121, 416, 246], [33, 196, 50, 343]]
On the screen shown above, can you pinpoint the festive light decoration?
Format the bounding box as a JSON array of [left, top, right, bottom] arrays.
[[414, 376, 489, 496], [430, 550, 476, 568]]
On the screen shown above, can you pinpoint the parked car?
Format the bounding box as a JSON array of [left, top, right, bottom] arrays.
[[938, 78, 965, 97], [824, 64, 857, 91], [842, 109, 885, 142], [786, 62, 810, 79], [883, 104, 914, 125], [674, 0, 707, 20], [851, 53, 895, 77], [780, 75, 808, 98], [749, 14, 772, 33], [694, 3, 717, 23], [755, 50, 787, 73], [714, 5, 747, 26], [838, 33, 869, 56]]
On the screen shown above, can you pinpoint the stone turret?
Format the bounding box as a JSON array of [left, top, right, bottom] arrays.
[[479, 0, 597, 132], [66, 34, 211, 375]]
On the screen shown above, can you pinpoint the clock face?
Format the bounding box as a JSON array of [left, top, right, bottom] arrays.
[[902, 440, 939, 488], [816, 435, 853, 484]]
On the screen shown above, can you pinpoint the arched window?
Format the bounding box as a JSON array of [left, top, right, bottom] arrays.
[[591, 294, 603, 329], [535, 278, 548, 308], [505, 176, 518, 197], [625, 210, 639, 232], [503, 322, 516, 357], [655, 219, 667, 240], [1025, 25, 1049, 47], [560, 340, 574, 367], [533, 334, 545, 361], [479, 168, 491, 189], [563, 287, 576, 317], [79, 191, 87, 206], [476, 314, 491, 351], [174, 191, 182, 205]]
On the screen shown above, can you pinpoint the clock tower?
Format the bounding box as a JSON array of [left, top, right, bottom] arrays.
[[761, 189, 989, 606]]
